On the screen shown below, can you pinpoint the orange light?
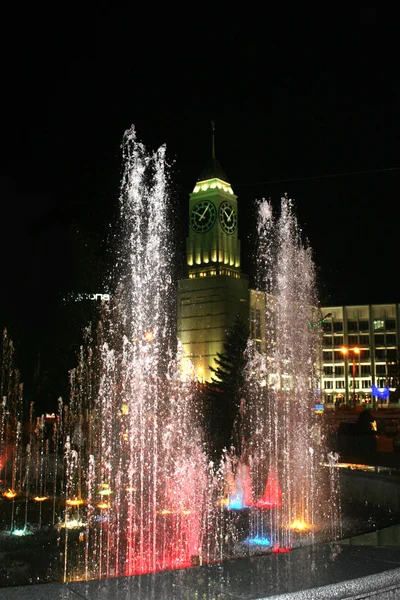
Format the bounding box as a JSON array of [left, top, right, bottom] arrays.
[[143, 331, 154, 342], [33, 496, 49, 502], [287, 519, 312, 531], [157, 509, 172, 515], [3, 489, 17, 499], [340, 347, 348, 355], [97, 502, 110, 510], [353, 347, 360, 354], [66, 498, 85, 507]]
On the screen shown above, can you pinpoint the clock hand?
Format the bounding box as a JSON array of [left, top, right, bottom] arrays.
[[199, 205, 209, 220], [223, 208, 232, 222]]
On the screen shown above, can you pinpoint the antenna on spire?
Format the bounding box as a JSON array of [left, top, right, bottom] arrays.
[[211, 120, 216, 158]]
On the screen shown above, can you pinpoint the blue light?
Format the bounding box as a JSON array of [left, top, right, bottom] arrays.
[[244, 536, 271, 546], [228, 499, 245, 510], [371, 385, 390, 400]]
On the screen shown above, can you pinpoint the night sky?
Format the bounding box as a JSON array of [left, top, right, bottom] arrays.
[[1, 7, 399, 397]]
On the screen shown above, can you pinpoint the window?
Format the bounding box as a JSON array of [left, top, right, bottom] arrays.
[[359, 335, 370, 346], [374, 319, 384, 331], [348, 335, 358, 345], [360, 349, 370, 360], [387, 334, 397, 345], [334, 350, 344, 361], [374, 334, 385, 345], [359, 321, 370, 331], [376, 364, 386, 376], [324, 366, 334, 375], [377, 379, 386, 387], [386, 319, 396, 330], [322, 322, 332, 333], [348, 320, 358, 332], [336, 380, 345, 389], [361, 365, 371, 375], [335, 365, 344, 376], [387, 349, 397, 362], [323, 336, 333, 347], [375, 349, 386, 360], [362, 379, 371, 388], [333, 321, 343, 332], [324, 381, 333, 389], [333, 336, 344, 346]]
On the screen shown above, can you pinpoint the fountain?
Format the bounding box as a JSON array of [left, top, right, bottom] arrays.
[[2, 127, 390, 595], [60, 126, 211, 580]]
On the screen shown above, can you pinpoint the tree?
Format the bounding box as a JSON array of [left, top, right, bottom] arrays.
[[205, 316, 249, 461]]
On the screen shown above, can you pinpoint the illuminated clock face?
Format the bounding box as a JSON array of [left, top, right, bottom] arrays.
[[219, 201, 237, 234], [190, 200, 217, 233]]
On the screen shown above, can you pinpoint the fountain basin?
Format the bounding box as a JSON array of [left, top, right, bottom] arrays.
[[3, 527, 400, 599]]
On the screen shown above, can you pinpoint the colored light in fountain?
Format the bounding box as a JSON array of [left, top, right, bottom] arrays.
[[97, 501, 110, 510], [33, 495, 49, 502], [244, 536, 271, 547], [99, 486, 112, 497], [181, 509, 191, 515], [143, 330, 154, 342], [287, 519, 312, 531], [254, 466, 282, 508], [228, 498, 245, 510], [12, 528, 32, 537], [61, 519, 86, 529], [272, 544, 292, 553], [66, 498, 84, 506], [157, 509, 172, 515], [3, 489, 17, 499], [218, 497, 229, 507]]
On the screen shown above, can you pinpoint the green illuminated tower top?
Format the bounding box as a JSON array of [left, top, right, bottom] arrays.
[[186, 124, 241, 279]]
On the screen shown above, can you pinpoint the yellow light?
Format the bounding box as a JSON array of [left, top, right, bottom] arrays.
[[193, 186, 200, 193], [66, 498, 84, 507], [218, 498, 229, 506], [33, 496, 49, 502], [126, 487, 135, 493], [60, 519, 86, 529], [287, 519, 312, 531], [158, 509, 172, 515], [3, 489, 17, 499], [99, 487, 112, 497], [340, 347, 348, 355], [143, 331, 154, 342], [354, 347, 360, 354], [97, 502, 110, 510], [121, 403, 129, 415], [181, 509, 191, 515]]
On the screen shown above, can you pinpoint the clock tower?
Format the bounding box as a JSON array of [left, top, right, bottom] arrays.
[[177, 139, 249, 382]]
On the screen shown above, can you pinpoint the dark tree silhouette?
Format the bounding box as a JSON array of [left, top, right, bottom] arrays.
[[204, 316, 249, 461]]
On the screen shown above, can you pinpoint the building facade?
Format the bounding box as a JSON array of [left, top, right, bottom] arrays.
[[319, 304, 400, 407]]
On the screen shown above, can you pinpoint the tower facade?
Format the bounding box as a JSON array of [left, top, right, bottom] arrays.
[[177, 156, 248, 382]]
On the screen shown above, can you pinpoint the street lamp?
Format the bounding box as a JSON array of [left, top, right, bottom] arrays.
[[341, 347, 360, 409]]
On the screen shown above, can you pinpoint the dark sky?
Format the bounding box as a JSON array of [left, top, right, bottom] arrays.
[[1, 7, 399, 386]]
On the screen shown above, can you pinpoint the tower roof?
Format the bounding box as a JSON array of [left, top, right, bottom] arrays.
[[197, 156, 230, 185]]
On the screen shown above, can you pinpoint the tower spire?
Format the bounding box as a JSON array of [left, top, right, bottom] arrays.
[[211, 121, 215, 158]]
